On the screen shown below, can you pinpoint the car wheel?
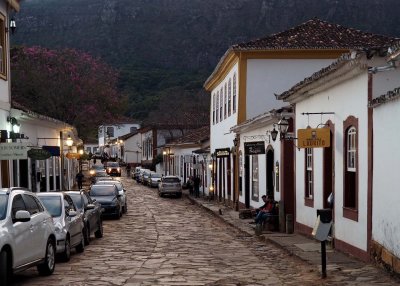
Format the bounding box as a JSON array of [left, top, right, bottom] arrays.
[[84, 225, 90, 245], [0, 250, 11, 285], [176, 193, 182, 198], [61, 237, 71, 262], [76, 231, 85, 253], [95, 219, 103, 238], [37, 238, 56, 276]]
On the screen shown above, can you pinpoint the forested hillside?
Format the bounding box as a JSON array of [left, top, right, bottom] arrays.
[[12, 0, 400, 121]]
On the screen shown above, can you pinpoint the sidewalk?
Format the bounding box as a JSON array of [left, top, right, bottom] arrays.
[[182, 190, 399, 281]]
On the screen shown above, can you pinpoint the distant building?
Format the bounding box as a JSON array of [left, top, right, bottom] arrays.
[[98, 122, 140, 154]]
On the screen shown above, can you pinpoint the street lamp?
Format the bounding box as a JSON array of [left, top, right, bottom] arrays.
[[277, 117, 289, 139], [66, 135, 73, 148]]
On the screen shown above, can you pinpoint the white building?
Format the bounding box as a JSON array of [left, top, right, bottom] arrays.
[[0, 0, 20, 187], [4, 103, 81, 192], [163, 126, 211, 196], [98, 122, 140, 152], [119, 131, 142, 166], [204, 18, 394, 217], [277, 47, 400, 264], [231, 108, 289, 209]]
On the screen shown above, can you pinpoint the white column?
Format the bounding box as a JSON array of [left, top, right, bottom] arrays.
[[28, 158, 32, 190], [52, 157, 56, 191], [46, 159, 50, 192]]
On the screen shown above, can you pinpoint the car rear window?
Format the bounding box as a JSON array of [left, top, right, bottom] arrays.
[[163, 177, 180, 183], [38, 196, 62, 217], [90, 186, 116, 196], [97, 181, 123, 191], [0, 194, 8, 220]]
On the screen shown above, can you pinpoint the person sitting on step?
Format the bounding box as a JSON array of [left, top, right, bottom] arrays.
[[254, 195, 275, 225]]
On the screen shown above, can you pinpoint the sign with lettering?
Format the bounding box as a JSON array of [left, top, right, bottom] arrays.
[[215, 148, 230, 158], [0, 143, 29, 160], [244, 141, 265, 155], [28, 148, 52, 160], [42, 145, 60, 156], [297, 128, 330, 148]]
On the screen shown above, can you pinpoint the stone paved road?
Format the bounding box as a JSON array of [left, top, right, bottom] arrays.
[[12, 176, 399, 285]]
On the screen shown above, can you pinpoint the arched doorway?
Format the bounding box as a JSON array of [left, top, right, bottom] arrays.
[[266, 147, 274, 199]]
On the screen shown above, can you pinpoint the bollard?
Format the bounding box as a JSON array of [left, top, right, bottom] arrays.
[[286, 214, 293, 234]]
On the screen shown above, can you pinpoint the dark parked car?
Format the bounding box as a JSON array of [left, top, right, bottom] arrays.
[[106, 162, 121, 176], [89, 185, 122, 219], [94, 181, 127, 214], [65, 191, 103, 245]]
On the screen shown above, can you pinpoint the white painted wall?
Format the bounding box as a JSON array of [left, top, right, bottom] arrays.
[[123, 133, 142, 164], [0, 1, 10, 112], [210, 63, 238, 153], [238, 122, 281, 209], [246, 59, 335, 119], [372, 91, 400, 258], [295, 72, 369, 252]]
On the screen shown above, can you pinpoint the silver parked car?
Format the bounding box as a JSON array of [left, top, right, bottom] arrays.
[[37, 192, 85, 262], [0, 188, 56, 285], [158, 176, 182, 198], [147, 173, 163, 188]]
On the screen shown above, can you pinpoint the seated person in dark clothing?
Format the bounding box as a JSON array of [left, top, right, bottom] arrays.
[[255, 195, 275, 224]]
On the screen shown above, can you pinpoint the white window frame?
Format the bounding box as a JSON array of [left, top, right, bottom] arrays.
[[347, 127, 356, 172]]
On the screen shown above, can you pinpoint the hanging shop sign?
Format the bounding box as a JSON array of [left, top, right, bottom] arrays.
[[0, 143, 29, 160], [297, 128, 330, 148], [28, 148, 52, 160], [66, 152, 80, 159], [244, 141, 265, 155], [215, 148, 230, 158], [42, 145, 60, 156]]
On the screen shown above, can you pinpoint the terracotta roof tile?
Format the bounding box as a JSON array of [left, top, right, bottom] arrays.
[[233, 18, 398, 51]]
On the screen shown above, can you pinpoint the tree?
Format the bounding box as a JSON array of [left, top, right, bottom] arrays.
[[11, 46, 127, 140], [144, 87, 209, 132]]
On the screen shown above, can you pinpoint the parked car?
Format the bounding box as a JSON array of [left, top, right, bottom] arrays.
[[141, 170, 152, 185], [65, 190, 104, 245], [91, 170, 112, 184], [158, 176, 182, 198], [94, 180, 127, 213], [0, 188, 56, 285], [136, 168, 150, 183], [106, 162, 121, 176], [89, 184, 122, 219], [132, 166, 142, 180], [37, 192, 85, 262], [147, 173, 163, 188]]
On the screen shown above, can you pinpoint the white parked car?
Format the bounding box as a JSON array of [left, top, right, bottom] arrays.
[[0, 188, 56, 285], [37, 192, 85, 262]]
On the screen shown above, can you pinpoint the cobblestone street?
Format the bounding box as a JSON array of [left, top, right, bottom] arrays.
[[12, 176, 399, 285]]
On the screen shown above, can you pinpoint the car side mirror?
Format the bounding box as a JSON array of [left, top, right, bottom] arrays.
[[123, 189, 127, 193], [85, 204, 95, 210], [68, 210, 77, 217], [14, 210, 31, 223]]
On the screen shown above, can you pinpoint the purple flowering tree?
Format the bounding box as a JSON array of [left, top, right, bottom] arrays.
[[11, 46, 127, 140]]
